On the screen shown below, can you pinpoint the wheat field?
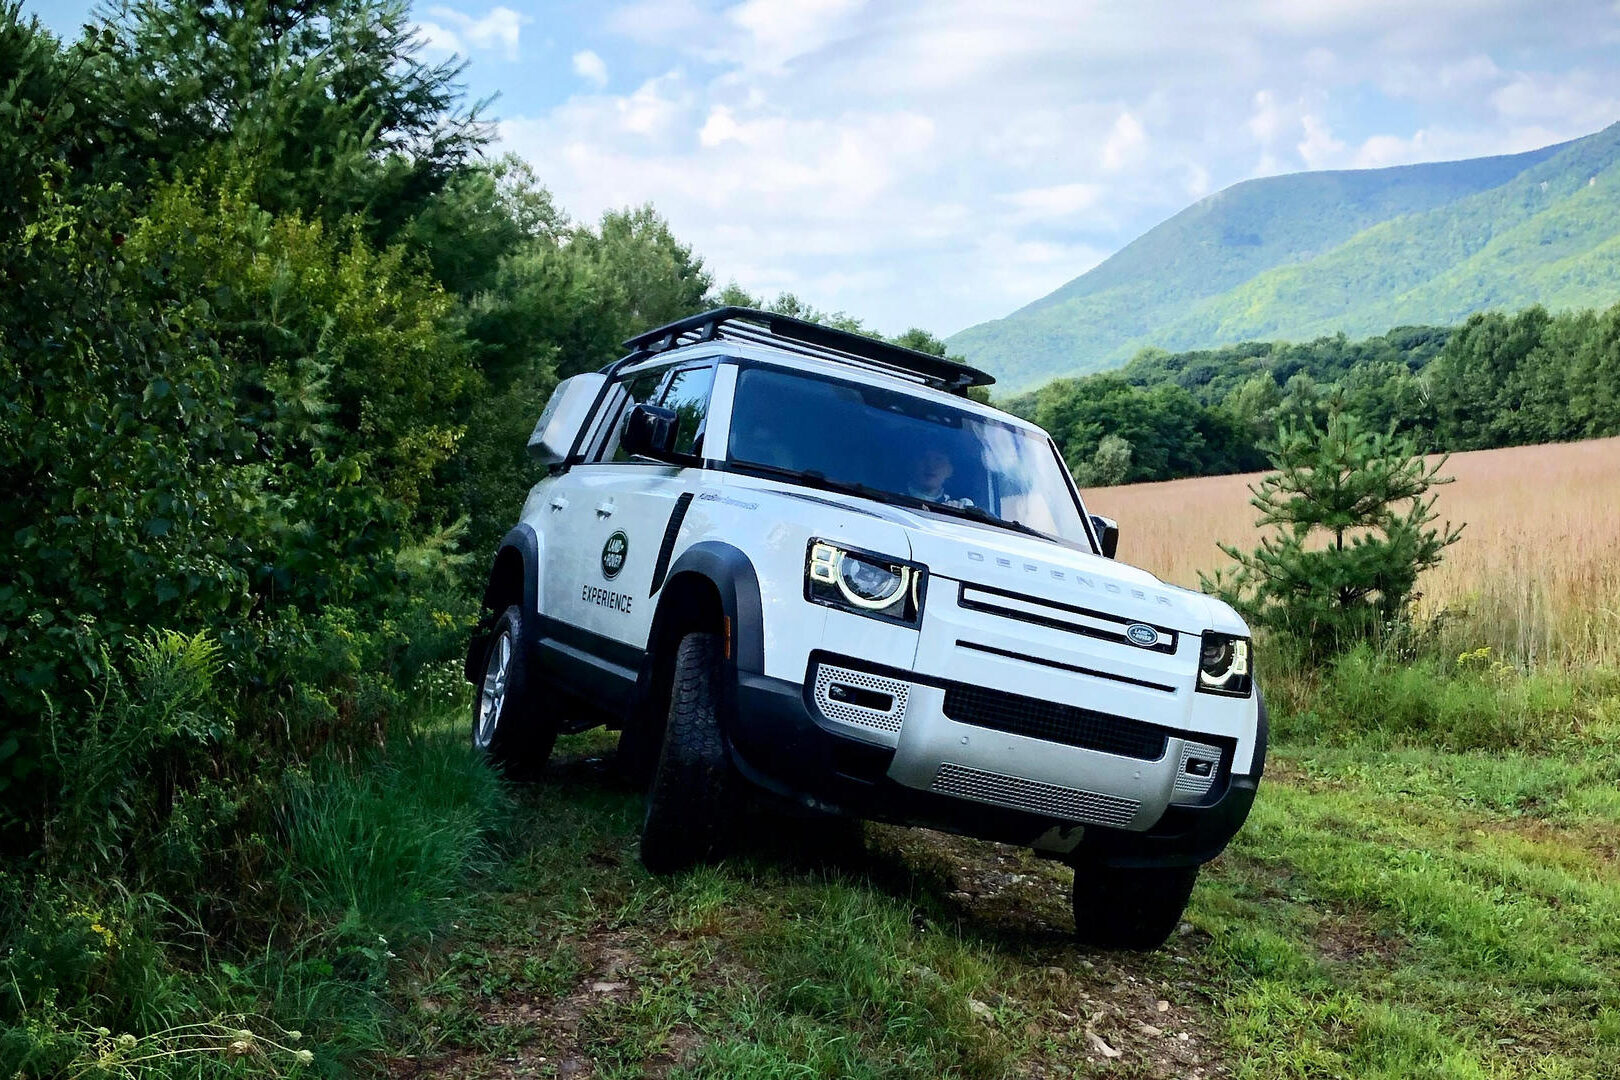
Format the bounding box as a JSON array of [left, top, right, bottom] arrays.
[[1083, 435, 1620, 667]]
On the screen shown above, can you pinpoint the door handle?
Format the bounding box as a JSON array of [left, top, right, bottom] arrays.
[[595, 501, 615, 517], [549, 496, 568, 511]]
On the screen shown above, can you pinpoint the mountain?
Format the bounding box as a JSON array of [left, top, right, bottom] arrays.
[[950, 122, 1620, 392]]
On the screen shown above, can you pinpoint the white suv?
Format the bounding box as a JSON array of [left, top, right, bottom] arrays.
[[467, 307, 1265, 949]]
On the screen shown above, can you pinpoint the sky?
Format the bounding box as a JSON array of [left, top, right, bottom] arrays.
[[26, 0, 1620, 337]]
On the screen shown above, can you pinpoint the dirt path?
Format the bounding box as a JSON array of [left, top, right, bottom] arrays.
[[387, 747, 1233, 1079]]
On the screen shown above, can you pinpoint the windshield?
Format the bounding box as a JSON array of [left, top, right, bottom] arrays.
[[726, 365, 1091, 545]]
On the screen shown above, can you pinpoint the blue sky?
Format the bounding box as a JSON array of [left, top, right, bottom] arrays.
[[26, 0, 1620, 337]]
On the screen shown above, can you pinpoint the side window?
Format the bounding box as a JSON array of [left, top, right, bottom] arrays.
[[660, 364, 715, 457], [601, 370, 669, 463]]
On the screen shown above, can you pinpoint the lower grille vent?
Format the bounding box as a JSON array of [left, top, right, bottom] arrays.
[[942, 683, 1168, 760], [932, 763, 1139, 827]]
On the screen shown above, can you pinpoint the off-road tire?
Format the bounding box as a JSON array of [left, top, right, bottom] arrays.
[[1070, 863, 1199, 951], [471, 605, 557, 780], [639, 631, 732, 873]]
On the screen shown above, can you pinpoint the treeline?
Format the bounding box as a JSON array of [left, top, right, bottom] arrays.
[[1010, 305, 1620, 485]]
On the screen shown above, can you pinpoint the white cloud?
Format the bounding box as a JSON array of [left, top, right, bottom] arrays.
[[572, 49, 609, 87], [414, 19, 462, 56], [614, 73, 689, 138], [488, 0, 1620, 334], [418, 5, 531, 60], [725, 0, 868, 70], [1183, 163, 1212, 198], [1101, 112, 1147, 172], [1297, 115, 1345, 169], [1350, 124, 1573, 169], [1490, 71, 1620, 131], [698, 107, 742, 147], [1246, 90, 1287, 144], [1000, 183, 1105, 221]]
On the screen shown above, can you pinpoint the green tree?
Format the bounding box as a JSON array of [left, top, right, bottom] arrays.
[[1071, 434, 1133, 487], [1202, 411, 1462, 654], [1426, 307, 1552, 450], [97, 0, 487, 230]]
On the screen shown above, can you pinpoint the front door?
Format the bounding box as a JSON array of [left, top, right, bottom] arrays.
[[556, 360, 717, 654]]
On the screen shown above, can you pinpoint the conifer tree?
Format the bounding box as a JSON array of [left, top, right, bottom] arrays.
[[1202, 410, 1462, 654]]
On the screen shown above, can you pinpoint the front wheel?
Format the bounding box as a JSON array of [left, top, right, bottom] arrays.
[[471, 604, 557, 780], [1070, 863, 1199, 951], [639, 631, 734, 873]]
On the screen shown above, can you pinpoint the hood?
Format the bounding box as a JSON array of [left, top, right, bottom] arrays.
[[767, 487, 1221, 632]]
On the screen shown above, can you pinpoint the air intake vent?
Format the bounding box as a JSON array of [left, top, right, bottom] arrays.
[[942, 683, 1168, 760], [931, 763, 1139, 827], [1172, 740, 1225, 803], [812, 664, 910, 737]]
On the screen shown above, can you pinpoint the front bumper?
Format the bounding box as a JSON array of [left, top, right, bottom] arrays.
[[727, 663, 1263, 869]]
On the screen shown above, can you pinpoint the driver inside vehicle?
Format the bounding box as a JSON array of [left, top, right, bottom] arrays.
[[906, 448, 973, 508]]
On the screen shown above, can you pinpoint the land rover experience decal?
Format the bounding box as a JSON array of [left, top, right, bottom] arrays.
[[601, 530, 628, 579]]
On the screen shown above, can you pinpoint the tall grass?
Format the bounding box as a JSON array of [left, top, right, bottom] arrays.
[[2, 694, 503, 1079], [1084, 434, 1620, 669]]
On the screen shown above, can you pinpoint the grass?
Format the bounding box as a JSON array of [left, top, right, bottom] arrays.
[[16, 672, 1610, 1078], [1083, 434, 1620, 669], [0, 717, 504, 1079], [386, 686, 1620, 1079]]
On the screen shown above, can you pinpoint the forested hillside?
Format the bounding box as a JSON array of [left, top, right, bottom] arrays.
[[1012, 303, 1620, 487], [951, 124, 1620, 390]]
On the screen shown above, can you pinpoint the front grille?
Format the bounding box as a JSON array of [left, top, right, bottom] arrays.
[[932, 763, 1140, 827], [942, 683, 1169, 760]]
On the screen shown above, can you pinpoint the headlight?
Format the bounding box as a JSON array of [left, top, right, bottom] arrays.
[[806, 540, 925, 626], [1197, 632, 1253, 697]]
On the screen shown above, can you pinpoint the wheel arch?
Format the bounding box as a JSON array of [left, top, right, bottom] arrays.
[[465, 524, 541, 682], [649, 541, 764, 675], [624, 541, 764, 758]]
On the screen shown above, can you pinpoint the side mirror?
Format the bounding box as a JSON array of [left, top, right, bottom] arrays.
[[621, 403, 680, 460], [1090, 514, 1119, 559], [528, 373, 606, 465]]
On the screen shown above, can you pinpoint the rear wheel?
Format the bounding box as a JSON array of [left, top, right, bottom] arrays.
[[639, 631, 734, 873], [471, 605, 557, 780], [1070, 863, 1199, 951]]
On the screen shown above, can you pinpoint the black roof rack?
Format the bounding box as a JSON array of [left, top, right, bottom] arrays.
[[616, 307, 994, 395]]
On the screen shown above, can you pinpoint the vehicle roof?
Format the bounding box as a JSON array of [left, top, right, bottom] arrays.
[[620, 305, 994, 392], [620, 340, 1046, 433]]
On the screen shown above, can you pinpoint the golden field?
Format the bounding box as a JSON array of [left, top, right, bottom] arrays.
[[1083, 434, 1620, 667]]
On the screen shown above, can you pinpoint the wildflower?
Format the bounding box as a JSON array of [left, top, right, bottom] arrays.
[[116, 1034, 137, 1051], [286, 1030, 302, 1042], [295, 1049, 315, 1066], [227, 1040, 253, 1057], [235, 1029, 254, 1042]]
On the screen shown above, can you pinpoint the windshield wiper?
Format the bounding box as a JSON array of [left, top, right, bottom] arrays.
[[731, 460, 1057, 543], [911, 498, 1054, 542], [731, 461, 909, 508]]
